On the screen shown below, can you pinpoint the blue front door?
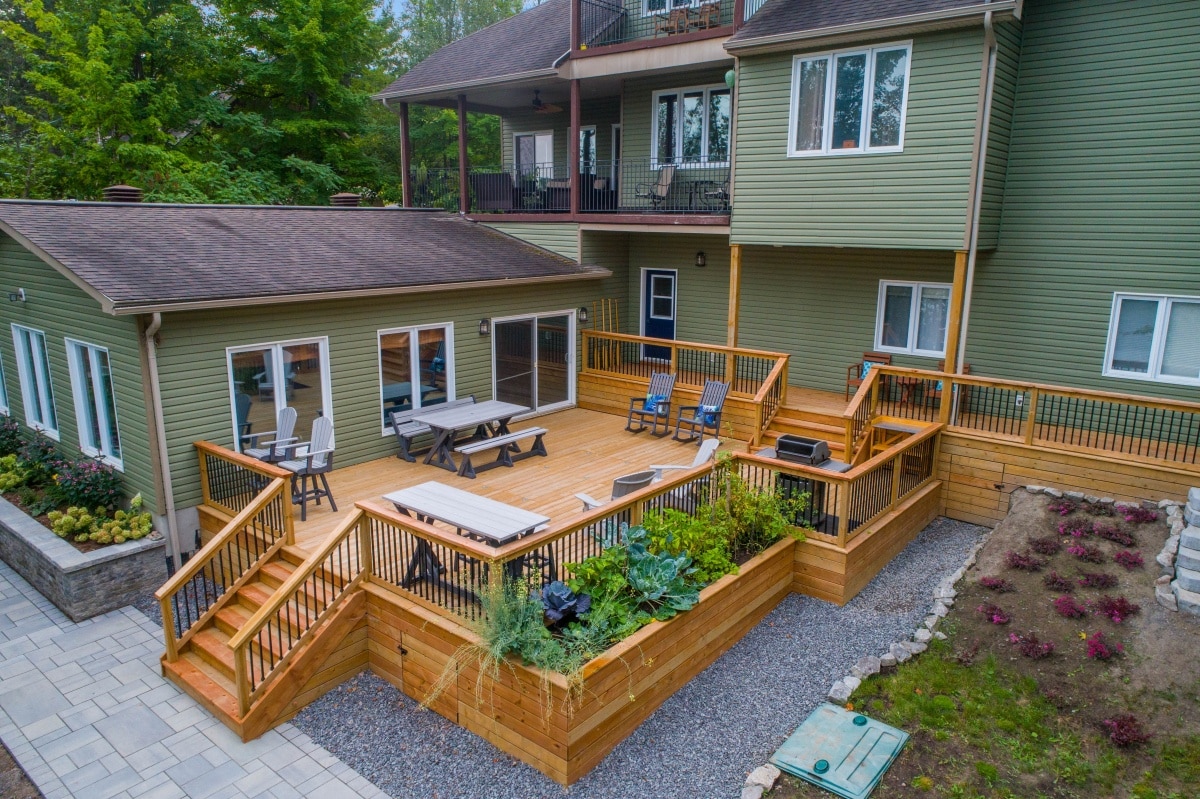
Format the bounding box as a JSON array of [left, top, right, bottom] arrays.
[[642, 269, 676, 360]]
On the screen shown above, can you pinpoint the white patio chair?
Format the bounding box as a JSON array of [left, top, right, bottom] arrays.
[[278, 416, 337, 521], [242, 406, 298, 463]]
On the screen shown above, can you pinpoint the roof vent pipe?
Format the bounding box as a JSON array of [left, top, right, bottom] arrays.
[[330, 192, 362, 207], [103, 185, 144, 203]]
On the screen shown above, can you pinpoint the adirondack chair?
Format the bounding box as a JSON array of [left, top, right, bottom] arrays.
[[846, 351, 893, 400], [634, 165, 676, 208], [575, 470, 658, 512], [626, 372, 677, 436], [234, 393, 253, 440], [649, 438, 720, 511], [278, 416, 337, 521], [695, 0, 721, 29], [242, 406, 298, 463], [654, 6, 690, 36], [673, 380, 730, 444]]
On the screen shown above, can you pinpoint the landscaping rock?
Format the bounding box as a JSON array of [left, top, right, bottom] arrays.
[[741, 785, 764, 799], [1066, 491, 1085, 501], [934, 631, 947, 640], [828, 681, 852, 703], [844, 675, 862, 692], [852, 656, 881, 679], [903, 640, 928, 655], [1100, 497, 1115, 505], [940, 597, 955, 608], [924, 615, 940, 630], [1026, 486, 1045, 494], [890, 643, 912, 663], [1188, 486, 1200, 506], [1174, 584, 1200, 616], [1181, 527, 1200, 551], [880, 652, 897, 670], [1156, 576, 1178, 611], [746, 765, 780, 790], [914, 628, 933, 643], [1174, 567, 1200, 594], [935, 585, 957, 600], [1159, 498, 1178, 509], [1084, 495, 1100, 504], [1044, 488, 1063, 498], [932, 601, 950, 617], [1157, 550, 1176, 572], [1177, 549, 1200, 572], [1165, 534, 1180, 554], [1172, 519, 1186, 536]]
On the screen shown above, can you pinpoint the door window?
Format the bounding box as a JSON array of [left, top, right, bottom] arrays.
[[228, 338, 330, 451], [650, 275, 676, 320], [379, 325, 453, 428]]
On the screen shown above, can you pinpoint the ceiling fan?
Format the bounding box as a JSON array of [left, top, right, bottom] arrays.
[[532, 89, 563, 114]]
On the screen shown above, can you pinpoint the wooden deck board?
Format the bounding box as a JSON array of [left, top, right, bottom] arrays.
[[783, 386, 849, 416], [292, 407, 724, 552]]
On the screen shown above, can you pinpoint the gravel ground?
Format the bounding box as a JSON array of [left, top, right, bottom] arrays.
[[291, 516, 988, 799]]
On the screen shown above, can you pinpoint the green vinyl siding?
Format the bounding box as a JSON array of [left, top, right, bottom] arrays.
[[484, 223, 579, 260], [499, 97, 621, 171], [737, 246, 955, 393], [0, 235, 156, 511], [731, 29, 984, 249], [628, 233, 729, 345], [156, 280, 610, 509], [976, 18, 1023, 249], [580, 230, 633, 332], [966, 0, 1200, 401]]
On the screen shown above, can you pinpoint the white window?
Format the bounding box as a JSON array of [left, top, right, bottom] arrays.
[[514, 131, 554, 178], [378, 324, 454, 431], [11, 325, 58, 437], [66, 340, 122, 468], [0, 355, 8, 415], [652, 85, 731, 165], [1104, 294, 1200, 385], [875, 281, 951, 357], [789, 43, 912, 157], [227, 338, 332, 452]]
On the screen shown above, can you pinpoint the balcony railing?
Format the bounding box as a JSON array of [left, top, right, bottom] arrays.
[[580, 0, 733, 49]]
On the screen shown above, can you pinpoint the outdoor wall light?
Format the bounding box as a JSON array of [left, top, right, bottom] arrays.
[[478, 318, 490, 336], [8, 289, 26, 303], [578, 306, 589, 324], [695, 251, 706, 268]]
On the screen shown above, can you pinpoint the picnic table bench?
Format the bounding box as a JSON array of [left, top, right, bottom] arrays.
[[390, 396, 475, 462], [454, 427, 548, 478]]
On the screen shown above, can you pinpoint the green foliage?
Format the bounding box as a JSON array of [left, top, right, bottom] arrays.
[[52, 455, 122, 509], [47, 494, 152, 545], [642, 508, 737, 585], [0, 418, 23, 457], [18, 432, 58, 487], [708, 455, 808, 556], [0, 455, 29, 492]]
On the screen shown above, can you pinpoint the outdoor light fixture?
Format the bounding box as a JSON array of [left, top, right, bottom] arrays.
[[578, 306, 589, 324], [8, 289, 26, 303], [478, 318, 490, 336], [695, 251, 706, 268]]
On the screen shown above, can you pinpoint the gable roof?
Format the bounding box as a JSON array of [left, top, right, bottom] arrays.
[[376, 0, 570, 101], [727, 0, 1017, 52], [0, 201, 608, 315]]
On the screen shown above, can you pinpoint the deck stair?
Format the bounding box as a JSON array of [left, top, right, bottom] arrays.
[[759, 404, 847, 457]]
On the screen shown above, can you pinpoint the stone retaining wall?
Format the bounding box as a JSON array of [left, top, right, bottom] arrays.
[[0, 498, 166, 621]]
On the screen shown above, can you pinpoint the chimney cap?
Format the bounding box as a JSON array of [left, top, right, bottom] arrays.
[[102, 185, 144, 203], [329, 192, 362, 207]]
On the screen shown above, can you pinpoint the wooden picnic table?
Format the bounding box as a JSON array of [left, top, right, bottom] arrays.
[[412, 400, 529, 473]]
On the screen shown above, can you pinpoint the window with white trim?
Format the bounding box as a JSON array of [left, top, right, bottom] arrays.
[[378, 324, 454, 430], [0, 355, 8, 414], [652, 85, 731, 165], [11, 325, 57, 437], [1104, 294, 1200, 385], [875, 281, 950, 357], [789, 43, 911, 156], [66, 340, 122, 467], [643, 0, 705, 16]]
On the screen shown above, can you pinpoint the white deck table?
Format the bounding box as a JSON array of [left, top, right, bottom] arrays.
[[412, 400, 529, 473]]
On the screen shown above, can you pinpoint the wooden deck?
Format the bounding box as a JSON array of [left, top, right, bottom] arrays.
[[784, 385, 849, 416], [291, 407, 727, 552]]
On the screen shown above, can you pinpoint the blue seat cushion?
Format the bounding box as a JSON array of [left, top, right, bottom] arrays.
[[700, 404, 719, 425], [861, 361, 883, 380], [644, 393, 665, 411]]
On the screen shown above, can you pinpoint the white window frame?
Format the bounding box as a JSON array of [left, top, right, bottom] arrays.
[[1103, 293, 1200, 386], [377, 323, 456, 435], [788, 41, 913, 157], [0, 354, 8, 415], [642, 0, 703, 17], [513, 130, 555, 178], [65, 339, 123, 469], [226, 337, 333, 452], [874, 281, 951, 357], [11, 324, 58, 438], [651, 84, 732, 167]]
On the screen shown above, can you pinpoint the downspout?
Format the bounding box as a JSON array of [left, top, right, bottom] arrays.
[[145, 313, 182, 572], [956, 8, 998, 373]]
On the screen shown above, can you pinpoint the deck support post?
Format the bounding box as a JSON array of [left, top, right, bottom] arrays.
[[399, 102, 413, 208], [944, 250, 968, 374], [457, 94, 469, 214], [569, 79, 581, 216], [727, 243, 742, 347]]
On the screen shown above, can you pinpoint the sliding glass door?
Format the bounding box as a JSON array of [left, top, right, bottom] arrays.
[[227, 338, 331, 451], [493, 312, 574, 413]]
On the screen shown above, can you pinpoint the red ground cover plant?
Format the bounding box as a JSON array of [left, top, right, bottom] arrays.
[[1078, 572, 1118, 589], [1094, 596, 1140, 624], [1113, 550, 1144, 570], [976, 603, 1011, 625], [1006, 550, 1046, 571], [1047, 498, 1079, 516], [1008, 631, 1055, 659], [1057, 517, 1092, 538], [979, 576, 1016, 592], [1119, 505, 1158, 524], [1067, 543, 1105, 563], [1092, 522, 1137, 547], [1053, 595, 1088, 619], [1027, 535, 1063, 555], [1086, 631, 1124, 660], [1043, 571, 1074, 592], [1102, 714, 1152, 747]]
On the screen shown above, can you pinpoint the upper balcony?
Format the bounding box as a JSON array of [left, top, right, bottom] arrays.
[[577, 0, 735, 52]]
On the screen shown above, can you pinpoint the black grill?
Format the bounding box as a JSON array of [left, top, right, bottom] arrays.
[[775, 435, 831, 466]]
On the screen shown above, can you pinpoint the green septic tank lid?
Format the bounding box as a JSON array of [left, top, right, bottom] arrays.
[[770, 703, 909, 799]]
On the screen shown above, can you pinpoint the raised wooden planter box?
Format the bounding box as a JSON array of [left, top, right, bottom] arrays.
[[0, 497, 166, 621], [364, 536, 796, 784]]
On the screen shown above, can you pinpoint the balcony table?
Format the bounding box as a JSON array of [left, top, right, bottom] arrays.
[[412, 400, 529, 473]]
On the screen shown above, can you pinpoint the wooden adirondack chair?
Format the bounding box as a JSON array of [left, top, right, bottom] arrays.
[[673, 380, 730, 444], [626, 372, 677, 436]]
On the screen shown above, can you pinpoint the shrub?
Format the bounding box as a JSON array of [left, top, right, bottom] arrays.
[[1094, 595, 1140, 624], [53, 456, 122, 510], [1113, 550, 1144, 570], [19, 433, 59, 487], [1092, 522, 1136, 547], [1027, 535, 1062, 555], [1008, 631, 1055, 659], [1120, 505, 1158, 524], [0, 417, 21, 457], [1047, 498, 1079, 516], [976, 603, 1010, 625], [979, 575, 1015, 593], [0, 454, 28, 492], [1086, 631, 1123, 660], [641, 508, 737, 585], [1067, 543, 1105, 563], [1005, 550, 1045, 571], [45, 495, 153, 546], [1102, 714, 1152, 747], [1057, 517, 1091, 538], [1078, 572, 1118, 589], [1053, 596, 1087, 619], [1043, 571, 1074, 592]]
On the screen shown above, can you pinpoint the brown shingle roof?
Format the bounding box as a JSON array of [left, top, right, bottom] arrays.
[[728, 0, 1001, 49], [0, 201, 608, 314], [376, 0, 570, 100]]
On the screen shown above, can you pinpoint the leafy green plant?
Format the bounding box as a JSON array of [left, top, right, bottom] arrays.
[[47, 506, 97, 539], [706, 454, 808, 556], [18, 433, 59, 487], [45, 495, 153, 545], [0, 417, 21, 457], [642, 508, 737, 584], [53, 456, 122, 510], [0, 454, 28, 492], [626, 548, 699, 620]]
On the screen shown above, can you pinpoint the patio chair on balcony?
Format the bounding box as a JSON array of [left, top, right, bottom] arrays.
[[846, 351, 893, 400], [695, 0, 721, 29], [468, 172, 516, 211], [635, 165, 676, 209], [626, 372, 676, 436], [242, 406, 298, 463], [931, 360, 971, 408], [673, 380, 730, 444], [575, 469, 658, 512], [278, 416, 337, 522], [702, 179, 730, 210], [654, 7, 691, 36]]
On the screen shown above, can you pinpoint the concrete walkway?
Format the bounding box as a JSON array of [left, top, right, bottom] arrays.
[[0, 560, 391, 799]]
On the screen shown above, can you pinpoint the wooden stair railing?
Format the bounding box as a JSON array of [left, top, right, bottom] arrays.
[[842, 367, 880, 466], [751, 355, 789, 447]]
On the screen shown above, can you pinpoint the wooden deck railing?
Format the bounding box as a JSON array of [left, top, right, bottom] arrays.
[[752, 356, 789, 446], [870, 366, 1200, 469], [842, 367, 881, 464], [227, 513, 367, 714], [156, 476, 292, 661], [196, 440, 295, 522]]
